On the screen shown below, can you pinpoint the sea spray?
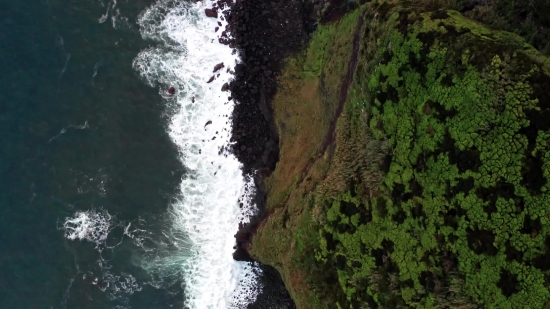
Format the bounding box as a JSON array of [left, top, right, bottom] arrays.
[[133, 0, 262, 308], [63, 209, 115, 251], [62, 209, 144, 300]]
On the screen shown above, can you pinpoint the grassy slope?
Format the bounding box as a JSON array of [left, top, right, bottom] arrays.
[[250, 9, 365, 308], [250, 1, 550, 308]]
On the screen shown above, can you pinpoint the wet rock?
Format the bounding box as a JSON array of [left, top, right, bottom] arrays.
[[221, 1, 316, 307], [213, 62, 225, 72], [204, 8, 218, 18], [248, 263, 296, 309]]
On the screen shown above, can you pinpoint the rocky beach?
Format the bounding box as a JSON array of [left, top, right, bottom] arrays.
[[199, 0, 317, 306]]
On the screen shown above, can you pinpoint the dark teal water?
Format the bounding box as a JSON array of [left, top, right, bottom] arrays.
[[0, 0, 185, 307]]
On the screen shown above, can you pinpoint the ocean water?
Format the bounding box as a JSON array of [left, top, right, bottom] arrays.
[[0, 0, 261, 308]]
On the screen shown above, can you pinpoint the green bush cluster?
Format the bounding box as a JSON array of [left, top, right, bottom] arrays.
[[315, 6, 550, 309], [467, 0, 550, 55]]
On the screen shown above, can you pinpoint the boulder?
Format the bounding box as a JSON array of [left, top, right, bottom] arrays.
[[204, 8, 218, 18]]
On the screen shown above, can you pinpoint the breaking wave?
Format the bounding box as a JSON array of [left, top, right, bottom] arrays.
[[132, 0, 262, 308], [62, 209, 145, 302], [62, 0, 261, 307]]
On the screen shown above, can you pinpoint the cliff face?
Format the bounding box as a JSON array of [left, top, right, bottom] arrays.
[[248, 1, 550, 308]]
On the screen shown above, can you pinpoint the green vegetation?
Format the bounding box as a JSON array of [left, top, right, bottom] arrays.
[[261, 9, 362, 211], [460, 0, 550, 55], [316, 5, 550, 308], [250, 1, 550, 308], [249, 9, 366, 309]]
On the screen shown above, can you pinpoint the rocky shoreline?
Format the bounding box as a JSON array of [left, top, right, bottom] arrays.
[[214, 0, 361, 253], [203, 0, 365, 306], [218, 0, 309, 307], [220, 1, 312, 307], [202, 0, 316, 307]]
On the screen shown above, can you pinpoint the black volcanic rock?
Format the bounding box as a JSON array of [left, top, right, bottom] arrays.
[[222, 0, 315, 175], [248, 264, 296, 309], [221, 0, 318, 308], [213, 62, 225, 72], [205, 8, 218, 18]]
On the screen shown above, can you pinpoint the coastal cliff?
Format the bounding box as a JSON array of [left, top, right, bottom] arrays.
[[239, 0, 550, 308]]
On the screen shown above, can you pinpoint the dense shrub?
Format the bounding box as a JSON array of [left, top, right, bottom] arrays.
[[316, 7, 550, 308]]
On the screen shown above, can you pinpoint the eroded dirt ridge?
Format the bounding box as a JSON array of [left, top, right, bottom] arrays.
[[253, 13, 366, 235]]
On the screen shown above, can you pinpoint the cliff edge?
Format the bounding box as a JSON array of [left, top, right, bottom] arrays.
[[248, 0, 550, 308]]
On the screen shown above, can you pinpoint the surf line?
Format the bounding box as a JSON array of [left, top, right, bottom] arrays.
[[133, 0, 263, 308]]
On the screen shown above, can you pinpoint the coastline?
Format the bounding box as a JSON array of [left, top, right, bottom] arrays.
[[205, 0, 318, 306], [207, 0, 309, 254], [211, 0, 375, 306], [215, 0, 355, 262], [221, 0, 314, 305]]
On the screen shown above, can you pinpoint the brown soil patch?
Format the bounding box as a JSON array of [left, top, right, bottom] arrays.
[[249, 10, 367, 308], [268, 76, 329, 206], [289, 269, 313, 309], [266, 13, 366, 210]]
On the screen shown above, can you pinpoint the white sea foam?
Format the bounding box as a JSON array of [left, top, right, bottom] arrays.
[[63, 209, 114, 250], [62, 209, 145, 302], [133, 1, 262, 308]]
